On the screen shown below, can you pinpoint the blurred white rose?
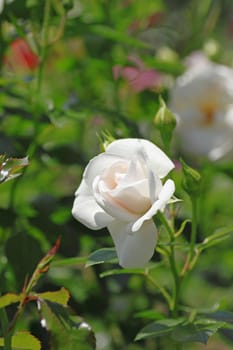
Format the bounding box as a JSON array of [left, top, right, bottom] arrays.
[[169, 57, 233, 160], [72, 138, 175, 268], [0, 0, 15, 14]]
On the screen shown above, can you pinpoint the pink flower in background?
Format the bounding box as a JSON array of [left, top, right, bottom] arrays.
[[169, 56, 233, 160], [113, 56, 162, 92], [4, 38, 39, 71]]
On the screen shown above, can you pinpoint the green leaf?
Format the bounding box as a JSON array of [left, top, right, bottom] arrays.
[[100, 268, 144, 278], [0, 155, 29, 184], [52, 256, 87, 267], [135, 318, 184, 341], [171, 322, 221, 344], [36, 288, 70, 306], [86, 248, 117, 267], [134, 310, 166, 321], [39, 301, 96, 350], [0, 331, 41, 350], [199, 225, 233, 251], [0, 293, 22, 309], [206, 311, 233, 324]]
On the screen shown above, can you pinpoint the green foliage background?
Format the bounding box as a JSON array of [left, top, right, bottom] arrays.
[[1, 0, 233, 349]]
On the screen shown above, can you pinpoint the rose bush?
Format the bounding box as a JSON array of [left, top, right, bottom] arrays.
[[72, 138, 175, 268], [169, 56, 233, 160]]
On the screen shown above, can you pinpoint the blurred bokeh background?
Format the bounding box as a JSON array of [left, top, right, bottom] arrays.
[[1, 1, 233, 349]]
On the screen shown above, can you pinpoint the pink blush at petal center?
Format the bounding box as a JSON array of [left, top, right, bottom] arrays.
[[101, 161, 129, 190]]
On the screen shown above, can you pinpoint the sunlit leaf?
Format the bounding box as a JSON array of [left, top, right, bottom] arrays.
[[0, 331, 41, 350], [0, 293, 22, 309], [52, 256, 87, 267], [0, 155, 29, 184], [134, 310, 165, 320], [36, 288, 70, 306]]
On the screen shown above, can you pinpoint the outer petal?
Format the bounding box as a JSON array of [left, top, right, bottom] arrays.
[[106, 139, 174, 178], [108, 219, 157, 268], [72, 180, 113, 229], [132, 179, 175, 232]]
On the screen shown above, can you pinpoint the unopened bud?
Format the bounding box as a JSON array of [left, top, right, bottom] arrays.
[[181, 159, 202, 195], [154, 96, 176, 150]]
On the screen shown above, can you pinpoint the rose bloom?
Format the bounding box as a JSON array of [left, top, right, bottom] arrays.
[[0, 0, 15, 14], [72, 138, 175, 268], [169, 57, 233, 160]]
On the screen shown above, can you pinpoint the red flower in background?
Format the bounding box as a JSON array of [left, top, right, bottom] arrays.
[[3, 38, 39, 71]]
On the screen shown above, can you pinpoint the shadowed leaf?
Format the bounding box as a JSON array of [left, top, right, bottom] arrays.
[[86, 248, 117, 267], [135, 318, 184, 341], [5, 233, 43, 290], [171, 322, 222, 344], [39, 300, 96, 350]]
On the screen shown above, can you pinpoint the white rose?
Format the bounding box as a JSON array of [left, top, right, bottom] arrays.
[[0, 0, 15, 14], [169, 58, 233, 160], [72, 138, 175, 268]]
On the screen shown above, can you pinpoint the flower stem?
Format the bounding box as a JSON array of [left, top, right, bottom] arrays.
[[144, 272, 173, 310], [156, 211, 181, 318], [8, 0, 52, 210], [181, 196, 199, 275], [190, 197, 198, 261]]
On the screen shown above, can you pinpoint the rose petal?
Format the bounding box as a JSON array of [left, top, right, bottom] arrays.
[[109, 178, 151, 215], [72, 180, 113, 229], [84, 153, 128, 188], [132, 179, 175, 232], [108, 219, 157, 268], [93, 176, 139, 221], [106, 139, 174, 178]]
